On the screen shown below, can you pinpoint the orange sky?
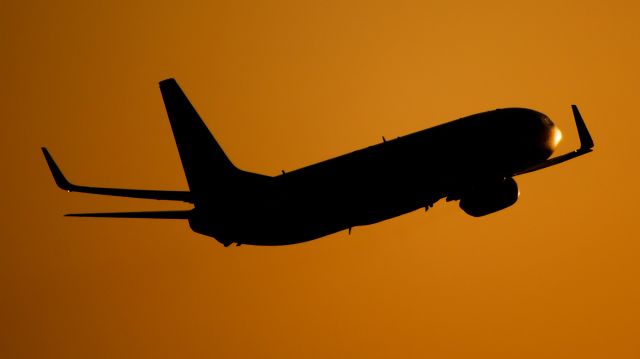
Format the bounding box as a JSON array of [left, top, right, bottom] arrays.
[[2, 0, 640, 357]]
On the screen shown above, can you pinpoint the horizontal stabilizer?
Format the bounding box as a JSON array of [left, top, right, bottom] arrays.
[[42, 147, 193, 202], [65, 210, 192, 219]]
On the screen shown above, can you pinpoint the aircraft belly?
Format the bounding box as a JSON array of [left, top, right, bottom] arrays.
[[262, 177, 441, 241]]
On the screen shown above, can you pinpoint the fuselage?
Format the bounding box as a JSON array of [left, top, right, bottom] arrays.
[[189, 108, 561, 246]]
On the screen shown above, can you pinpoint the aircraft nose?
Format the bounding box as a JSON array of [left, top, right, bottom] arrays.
[[541, 115, 562, 153]]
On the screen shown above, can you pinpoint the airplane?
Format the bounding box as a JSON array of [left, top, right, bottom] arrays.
[[42, 78, 594, 247]]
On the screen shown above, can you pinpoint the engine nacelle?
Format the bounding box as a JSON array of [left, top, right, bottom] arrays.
[[459, 177, 519, 217]]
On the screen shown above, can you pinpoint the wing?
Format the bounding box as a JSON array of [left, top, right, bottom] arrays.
[[42, 147, 193, 202]]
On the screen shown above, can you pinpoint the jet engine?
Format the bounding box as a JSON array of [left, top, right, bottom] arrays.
[[459, 177, 519, 217]]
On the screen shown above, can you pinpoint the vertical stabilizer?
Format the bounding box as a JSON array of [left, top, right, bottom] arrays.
[[159, 78, 238, 194]]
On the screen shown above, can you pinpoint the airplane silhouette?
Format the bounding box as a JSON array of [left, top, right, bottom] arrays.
[[43, 78, 594, 246]]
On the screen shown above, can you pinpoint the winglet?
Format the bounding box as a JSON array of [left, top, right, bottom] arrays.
[[571, 105, 594, 151], [41, 147, 74, 190]]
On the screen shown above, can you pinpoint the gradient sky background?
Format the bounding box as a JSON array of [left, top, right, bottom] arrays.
[[2, 0, 640, 357]]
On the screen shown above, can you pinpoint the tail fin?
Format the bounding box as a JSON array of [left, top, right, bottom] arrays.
[[159, 79, 239, 194]]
